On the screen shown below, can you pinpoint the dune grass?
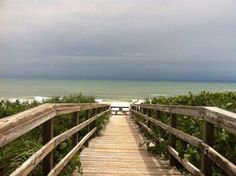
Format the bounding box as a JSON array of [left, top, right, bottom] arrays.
[[0, 93, 109, 176]]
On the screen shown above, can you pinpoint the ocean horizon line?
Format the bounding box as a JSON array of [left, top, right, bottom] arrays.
[[1, 79, 236, 101], [1, 77, 236, 84]]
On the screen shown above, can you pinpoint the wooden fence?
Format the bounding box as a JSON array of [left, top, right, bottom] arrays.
[[130, 104, 236, 176], [0, 103, 110, 176]]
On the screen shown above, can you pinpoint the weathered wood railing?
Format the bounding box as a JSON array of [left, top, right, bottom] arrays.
[[0, 103, 110, 176], [130, 104, 236, 176]]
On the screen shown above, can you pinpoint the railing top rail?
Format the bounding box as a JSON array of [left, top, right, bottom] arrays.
[[131, 104, 203, 117], [0, 103, 109, 125], [132, 103, 203, 109], [130, 105, 236, 176], [0, 103, 110, 148], [131, 104, 236, 134], [11, 109, 110, 176]]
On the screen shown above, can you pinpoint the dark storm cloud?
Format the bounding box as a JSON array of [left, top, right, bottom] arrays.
[[0, 0, 236, 81]]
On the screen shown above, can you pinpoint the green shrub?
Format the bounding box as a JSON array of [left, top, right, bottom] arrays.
[[144, 92, 236, 175], [0, 93, 109, 176]]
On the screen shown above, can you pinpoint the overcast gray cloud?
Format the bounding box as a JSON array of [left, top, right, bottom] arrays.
[[0, 0, 236, 81]]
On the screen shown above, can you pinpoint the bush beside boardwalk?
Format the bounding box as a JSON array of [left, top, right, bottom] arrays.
[[1, 92, 236, 175], [0, 94, 109, 176], [144, 92, 236, 176]]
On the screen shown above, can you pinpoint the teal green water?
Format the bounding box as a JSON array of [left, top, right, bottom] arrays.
[[1, 79, 236, 101]]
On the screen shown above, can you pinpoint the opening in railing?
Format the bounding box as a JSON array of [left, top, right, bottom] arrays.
[[111, 105, 130, 115]]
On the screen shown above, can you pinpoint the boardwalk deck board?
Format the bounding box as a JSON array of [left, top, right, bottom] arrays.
[[74, 115, 181, 176]]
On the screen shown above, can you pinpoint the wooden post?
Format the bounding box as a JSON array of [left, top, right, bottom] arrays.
[[97, 107, 101, 127], [156, 110, 160, 120], [42, 119, 54, 176], [143, 108, 147, 115], [147, 109, 151, 128], [170, 114, 178, 166], [201, 120, 214, 175], [92, 108, 98, 136], [72, 112, 79, 146], [93, 108, 97, 126], [85, 110, 90, 147]]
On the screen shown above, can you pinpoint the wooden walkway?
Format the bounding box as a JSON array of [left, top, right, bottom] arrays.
[[75, 115, 180, 176]]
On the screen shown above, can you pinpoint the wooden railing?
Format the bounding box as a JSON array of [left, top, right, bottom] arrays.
[[130, 104, 236, 176], [0, 103, 110, 176]]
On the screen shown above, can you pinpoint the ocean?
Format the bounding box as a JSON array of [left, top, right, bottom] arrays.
[[1, 79, 236, 101]]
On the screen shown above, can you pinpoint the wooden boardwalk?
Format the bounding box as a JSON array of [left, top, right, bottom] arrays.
[[75, 115, 180, 176], [3, 104, 235, 175]]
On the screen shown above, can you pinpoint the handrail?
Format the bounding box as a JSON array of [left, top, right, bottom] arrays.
[[0, 103, 109, 147], [0, 103, 110, 176], [130, 104, 236, 176], [131, 104, 236, 134]]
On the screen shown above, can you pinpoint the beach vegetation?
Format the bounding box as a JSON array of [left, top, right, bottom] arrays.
[[0, 94, 109, 176], [142, 91, 236, 176]]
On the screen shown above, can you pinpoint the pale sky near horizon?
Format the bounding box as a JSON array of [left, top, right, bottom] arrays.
[[0, 0, 236, 81]]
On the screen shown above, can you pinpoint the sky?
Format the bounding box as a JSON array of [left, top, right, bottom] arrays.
[[0, 0, 236, 82]]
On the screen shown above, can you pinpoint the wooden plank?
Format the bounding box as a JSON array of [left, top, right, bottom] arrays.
[[131, 114, 164, 143], [201, 120, 214, 175], [170, 114, 178, 166], [0, 104, 53, 133], [0, 104, 109, 133], [131, 105, 236, 134], [0, 104, 109, 148], [147, 109, 151, 128], [200, 142, 236, 176], [131, 109, 203, 148], [48, 128, 97, 176], [42, 118, 54, 176], [131, 104, 203, 117], [78, 115, 181, 176], [72, 112, 80, 146], [85, 109, 91, 147], [10, 109, 109, 176], [168, 146, 204, 176], [0, 104, 108, 134], [131, 109, 236, 176], [55, 104, 109, 116], [0, 108, 56, 148], [204, 107, 236, 134]]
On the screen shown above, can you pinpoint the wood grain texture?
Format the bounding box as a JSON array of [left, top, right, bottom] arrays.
[[75, 115, 180, 176], [131, 107, 236, 176], [168, 146, 203, 176], [131, 109, 203, 148], [131, 104, 203, 117], [48, 128, 97, 176], [131, 104, 236, 134], [10, 109, 110, 176], [203, 107, 236, 134], [0, 103, 110, 147]]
